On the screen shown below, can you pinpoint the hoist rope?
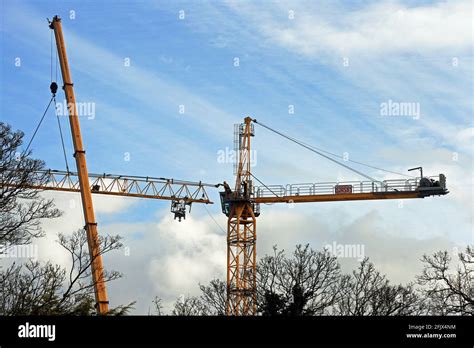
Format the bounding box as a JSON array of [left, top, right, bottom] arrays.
[[53, 96, 70, 172], [55, 41, 58, 82], [50, 30, 53, 83], [22, 96, 55, 157], [203, 204, 226, 234], [22, 29, 69, 172]]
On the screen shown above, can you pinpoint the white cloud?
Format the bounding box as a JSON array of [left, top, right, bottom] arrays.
[[41, 191, 137, 216], [147, 214, 226, 306], [227, 0, 472, 57], [90, 210, 227, 313], [33, 192, 137, 264], [241, 206, 463, 286], [332, 210, 459, 284]]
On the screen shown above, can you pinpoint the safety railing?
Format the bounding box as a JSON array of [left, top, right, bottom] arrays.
[[254, 176, 444, 198]]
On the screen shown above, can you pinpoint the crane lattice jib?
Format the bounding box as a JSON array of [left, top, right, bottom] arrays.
[[2, 169, 215, 204]]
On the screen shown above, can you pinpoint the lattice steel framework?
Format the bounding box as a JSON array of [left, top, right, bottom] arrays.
[[8, 169, 215, 203], [226, 116, 258, 315]]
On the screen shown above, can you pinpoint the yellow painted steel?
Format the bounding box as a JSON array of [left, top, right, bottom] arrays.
[[224, 116, 448, 316], [50, 16, 109, 314], [254, 191, 421, 204], [227, 117, 258, 315], [14, 170, 214, 204]]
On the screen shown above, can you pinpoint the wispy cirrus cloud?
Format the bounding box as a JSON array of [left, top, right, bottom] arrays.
[[225, 0, 472, 57]]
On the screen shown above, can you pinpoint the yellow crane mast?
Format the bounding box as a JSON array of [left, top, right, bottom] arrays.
[[225, 117, 258, 315], [220, 117, 449, 315], [48, 16, 110, 314]]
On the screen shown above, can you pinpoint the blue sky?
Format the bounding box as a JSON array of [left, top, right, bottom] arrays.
[[1, 0, 472, 313]]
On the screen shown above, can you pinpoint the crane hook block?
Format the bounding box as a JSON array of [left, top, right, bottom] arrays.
[[171, 200, 187, 222], [50, 82, 58, 95]]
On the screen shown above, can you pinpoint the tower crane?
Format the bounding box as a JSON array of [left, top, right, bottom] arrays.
[[1, 15, 215, 315], [220, 117, 449, 316]]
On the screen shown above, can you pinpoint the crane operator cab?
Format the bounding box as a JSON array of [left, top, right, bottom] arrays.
[[219, 181, 232, 216], [219, 180, 261, 217]]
